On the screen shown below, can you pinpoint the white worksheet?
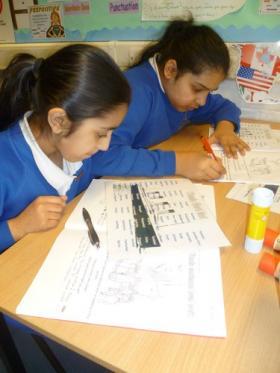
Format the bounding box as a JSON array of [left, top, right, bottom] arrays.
[[216, 150, 280, 185], [105, 179, 229, 256], [210, 122, 280, 152], [65, 179, 229, 255], [142, 0, 246, 21], [16, 229, 226, 337], [226, 183, 280, 214]]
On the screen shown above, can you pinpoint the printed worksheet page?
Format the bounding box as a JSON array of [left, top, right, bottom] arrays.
[[210, 122, 279, 151], [16, 229, 226, 337], [105, 179, 229, 256], [226, 183, 280, 214], [216, 150, 280, 185], [64, 179, 230, 256]]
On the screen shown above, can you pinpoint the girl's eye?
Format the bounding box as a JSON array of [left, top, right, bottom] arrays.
[[193, 86, 205, 93], [97, 133, 107, 138]]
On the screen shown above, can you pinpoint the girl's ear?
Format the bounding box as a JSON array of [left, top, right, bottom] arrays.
[[48, 108, 70, 135], [163, 59, 178, 80]]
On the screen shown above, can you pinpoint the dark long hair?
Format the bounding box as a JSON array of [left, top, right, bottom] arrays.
[[133, 18, 230, 77], [0, 44, 130, 131]]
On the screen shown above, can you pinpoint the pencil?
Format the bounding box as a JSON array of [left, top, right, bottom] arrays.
[[200, 136, 218, 161]]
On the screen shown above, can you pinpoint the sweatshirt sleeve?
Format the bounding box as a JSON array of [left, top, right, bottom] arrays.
[[0, 183, 15, 252], [90, 145, 176, 177], [188, 93, 241, 132], [90, 84, 176, 177], [0, 221, 15, 253]]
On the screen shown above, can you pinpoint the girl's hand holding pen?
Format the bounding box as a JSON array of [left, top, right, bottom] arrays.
[[175, 151, 225, 181], [8, 195, 67, 241], [209, 120, 250, 159]]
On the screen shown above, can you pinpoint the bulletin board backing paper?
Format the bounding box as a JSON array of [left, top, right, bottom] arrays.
[[12, 0, 280, 43]]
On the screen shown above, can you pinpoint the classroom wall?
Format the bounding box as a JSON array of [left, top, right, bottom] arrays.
[[0, 40, 279, 123], [6, 0, 280, 43], [0, 0, 279, 122]]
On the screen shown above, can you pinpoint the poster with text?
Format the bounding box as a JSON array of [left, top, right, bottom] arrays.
[[0, 0, 15, 42], [142, 0, 246, 21], [30, 3, 65, 39], [260, 0, 280, 14]]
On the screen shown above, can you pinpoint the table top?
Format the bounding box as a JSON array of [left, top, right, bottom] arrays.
[[1, 122, 280, 373]]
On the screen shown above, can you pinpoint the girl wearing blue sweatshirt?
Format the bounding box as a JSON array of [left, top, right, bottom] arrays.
[[0, 44, 130, 253], [90, 19, 249, 180]]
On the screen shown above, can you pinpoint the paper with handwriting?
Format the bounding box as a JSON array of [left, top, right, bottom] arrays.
[[142, 0, 246, 21]]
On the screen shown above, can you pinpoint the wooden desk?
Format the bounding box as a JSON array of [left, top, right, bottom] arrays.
[[1, 123, 280, 373]]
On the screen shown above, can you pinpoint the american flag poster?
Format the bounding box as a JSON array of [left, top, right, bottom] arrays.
[[236, 44, 280, 104]]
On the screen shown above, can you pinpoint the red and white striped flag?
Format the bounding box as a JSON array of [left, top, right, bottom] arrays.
[[236, 66, 274, 93]]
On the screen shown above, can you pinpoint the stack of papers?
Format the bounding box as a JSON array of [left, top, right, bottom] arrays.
[[210, 123, 280, 185], [16, 179, 228, 337], [210, 122, 280, 152], [226, 183, 280, 214], [211, 122, 280, 204]]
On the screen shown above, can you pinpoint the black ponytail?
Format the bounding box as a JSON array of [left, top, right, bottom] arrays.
[[0, 44, 130, 132], [132, 18, 230, 77], [0, 54, 37, 131]]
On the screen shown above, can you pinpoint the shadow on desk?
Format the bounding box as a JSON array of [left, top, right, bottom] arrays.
[[0, 312, 112, 373]]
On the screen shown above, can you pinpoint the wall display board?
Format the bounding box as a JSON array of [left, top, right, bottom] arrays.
[[3, 0, 279, 43]]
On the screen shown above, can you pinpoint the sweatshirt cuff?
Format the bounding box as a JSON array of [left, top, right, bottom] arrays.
[[0, 221, 15, 253], [162, 151, 176, 175]]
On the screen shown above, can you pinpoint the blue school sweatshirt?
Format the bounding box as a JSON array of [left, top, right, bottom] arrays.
[[0, 121, 98, 253], [90, 61, 241, 177]]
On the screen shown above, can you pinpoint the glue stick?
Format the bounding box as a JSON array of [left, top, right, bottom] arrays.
[[258, 252, 280, 281], [264, 228, 280, 251], [244, 187, 274, 254]]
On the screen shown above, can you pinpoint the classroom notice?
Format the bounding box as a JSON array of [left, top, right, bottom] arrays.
[[30, 3, 65, 39], [142, 0, 246, 21], [0, 0, 15, 42]]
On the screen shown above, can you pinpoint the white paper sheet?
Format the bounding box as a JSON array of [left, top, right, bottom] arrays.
[[16, 230, 226, 337], [210, 122, 280, 152], [105, 179, 229, 256], [141, 0, 246, 21], [66, 179, 229, 255], [65, 179, 108, 232], [0, 0, 15, 42], [215, 150, 280, 185], [226, 183, 280, 214]]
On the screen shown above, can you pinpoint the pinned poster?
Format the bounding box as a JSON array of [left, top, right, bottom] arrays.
[[30, 3, 65, 39], [0, 0, 15, 42], [260, 0, 280, 14], [236, 44, 280, 104], [142, 0, 246, 21]]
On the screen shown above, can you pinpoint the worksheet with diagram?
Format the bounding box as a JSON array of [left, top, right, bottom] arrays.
[[216, 150, 280, 185], [16, 229, 226, 337], [210, 122, 280, 152], [16, 178, 227, 337]]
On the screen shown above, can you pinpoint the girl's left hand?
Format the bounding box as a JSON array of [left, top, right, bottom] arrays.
[[209, 121, 250, 159]]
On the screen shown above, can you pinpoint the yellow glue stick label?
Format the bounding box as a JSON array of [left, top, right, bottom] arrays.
[[246, 205, 270, 240]]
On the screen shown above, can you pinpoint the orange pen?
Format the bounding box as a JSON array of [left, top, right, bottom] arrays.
[[200, 136, 218, 161]]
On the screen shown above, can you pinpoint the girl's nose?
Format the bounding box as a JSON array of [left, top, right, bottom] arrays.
[[97, 132, 112, 151], [196, 91, 208, 106]]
